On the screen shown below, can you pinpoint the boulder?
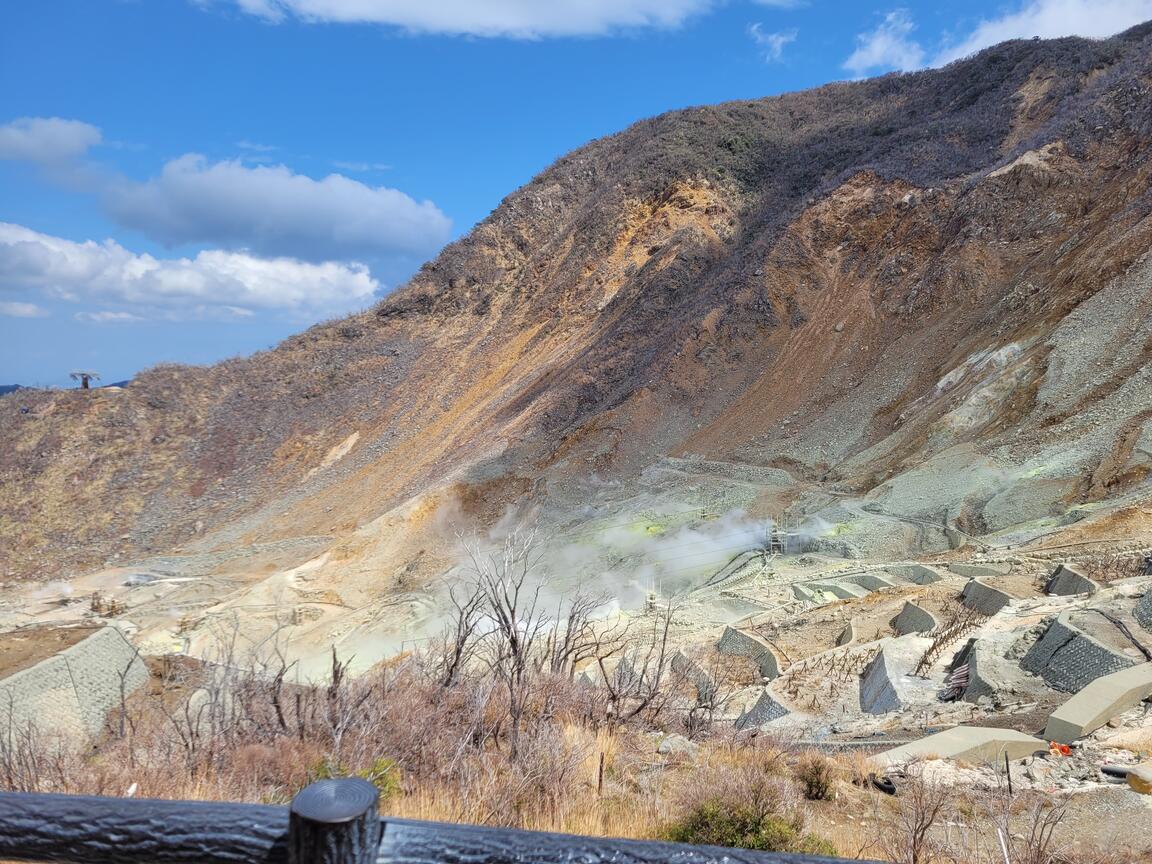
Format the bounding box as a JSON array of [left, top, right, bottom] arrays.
[[1127, 764, 1152, 795]]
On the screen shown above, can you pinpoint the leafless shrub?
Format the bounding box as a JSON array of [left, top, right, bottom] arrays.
[[875, 763, 955, 864]]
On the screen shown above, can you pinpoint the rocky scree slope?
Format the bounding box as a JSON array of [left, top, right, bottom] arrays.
[[3, 25, 1152, 580]]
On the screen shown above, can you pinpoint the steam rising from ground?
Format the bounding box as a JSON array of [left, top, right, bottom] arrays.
[[451, 503, 775, 611]]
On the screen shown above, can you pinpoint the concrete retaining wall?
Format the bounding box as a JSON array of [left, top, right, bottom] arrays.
[[671, 650, 717, 701], [849, 573, 898, 592], [960, 578, 1014, 616], [886, 564, 945, 585], [950, 562, 1013, 579], [859, 637, 934, 714], [716, 627, 780, 680], [792, 584, 818, 602], [735, 690, 789, 729], [1045, 663, 1152, 743], [0, 626, 148, 741], [1136, 590, 1152, 632], [891, 601, 938, 636], [1021, 612, 1136, 693], [836, 620, 855, 647], [809, 581, 870, 600], [1045, 565, 1099, 597]]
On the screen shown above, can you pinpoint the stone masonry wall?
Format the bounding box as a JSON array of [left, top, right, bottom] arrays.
[[1020, 612, 1135, 693], [0, 626, 149, 741], [1136, 590, 1152, 632], [716, 627, 780, 680]]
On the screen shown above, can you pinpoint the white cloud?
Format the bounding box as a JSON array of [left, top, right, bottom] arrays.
[[0, 117, 102, 164], [0, 300, 49, 318], [0, 117, 450, 262], [75, 311, 146, 324], [933, 0, 1152, 65], [844, 9, 925, 77], [749, 23, 797, 61], [333, 160, 393, 173], [0, 222, 379, 319], [103, 154, 451, 261], [203, 0, 716, 37]]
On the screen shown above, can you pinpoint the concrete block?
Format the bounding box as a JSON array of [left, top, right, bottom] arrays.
[[1045, 564, 1100, 597], [0, 626, 148, 742], [960, 578, 1014, 616], [1044, 662, 1152, 743], [876, 726, 1046, 766], [950, 562, 1013, 579], [716, 626, 780, 680], [735, 690, 790, 729], [891, 601, 938, 636], [1020, 612, 1136, 693]]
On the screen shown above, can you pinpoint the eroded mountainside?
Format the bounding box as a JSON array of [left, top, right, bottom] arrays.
[[3, 26, 1152, 614]]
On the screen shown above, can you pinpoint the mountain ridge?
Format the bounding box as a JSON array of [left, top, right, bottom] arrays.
[[2, 24, 1151, 628]]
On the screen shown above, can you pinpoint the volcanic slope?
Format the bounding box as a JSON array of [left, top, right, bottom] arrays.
[[3, 27, 1152, 665]]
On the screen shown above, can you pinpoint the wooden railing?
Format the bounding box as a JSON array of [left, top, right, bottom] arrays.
[[0, 779, 858, 863]]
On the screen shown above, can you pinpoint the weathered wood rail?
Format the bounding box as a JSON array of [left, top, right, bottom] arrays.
[[0, 779, 859, 864]]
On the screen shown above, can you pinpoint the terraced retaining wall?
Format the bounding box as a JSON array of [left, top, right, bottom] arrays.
[[0, 626, 148, 741], [1136, 590, 1152, 632], [716, 627, 780, 680], [891, 601, 938, 635], [735, 690, 789, 729], [1045, 565, 1099, 596], [960, 578, 1013, 615], [1021, 612, 1135, 693]]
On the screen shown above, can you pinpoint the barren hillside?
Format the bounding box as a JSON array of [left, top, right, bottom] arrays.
[[2, 26, 1152, 668]]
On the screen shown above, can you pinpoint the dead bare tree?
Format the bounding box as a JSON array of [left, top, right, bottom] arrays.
[[462, 523, 552, 762], [432, 578, 485, 688], [597, 596, 680, 728], [875, 763, 954, 864], [544, 586, 629, 679], [324, 647, 372, 764]]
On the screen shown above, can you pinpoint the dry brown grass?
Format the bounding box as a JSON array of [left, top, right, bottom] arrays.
[[2, 648, 1149, 862]]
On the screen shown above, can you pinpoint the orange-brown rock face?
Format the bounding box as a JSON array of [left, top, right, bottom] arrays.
[[3, 25, 1152, 587]]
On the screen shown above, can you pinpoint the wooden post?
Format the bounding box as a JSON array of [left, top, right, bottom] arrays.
[[288, 779, 380, 864]]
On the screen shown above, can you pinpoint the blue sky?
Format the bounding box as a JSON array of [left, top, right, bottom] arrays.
[[2, 0, 1150, 387]]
